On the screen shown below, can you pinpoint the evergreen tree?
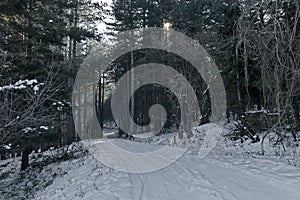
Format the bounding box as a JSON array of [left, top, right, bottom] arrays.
[[0, 0, 102, 169]]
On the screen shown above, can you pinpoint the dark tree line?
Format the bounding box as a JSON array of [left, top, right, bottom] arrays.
[[103, 0, 300, 131], [0, 0, 102, 169]]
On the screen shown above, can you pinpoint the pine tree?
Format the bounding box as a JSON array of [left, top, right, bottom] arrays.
[[0, 0, 102, 169]]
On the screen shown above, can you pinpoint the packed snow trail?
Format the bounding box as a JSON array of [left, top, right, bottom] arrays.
[[34, 139, 300, 200], [127, 155, 299, 200]]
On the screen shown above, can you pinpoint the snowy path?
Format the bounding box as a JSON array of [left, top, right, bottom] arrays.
[[127, 156, 300, 200], [34, 139, 300, 200]]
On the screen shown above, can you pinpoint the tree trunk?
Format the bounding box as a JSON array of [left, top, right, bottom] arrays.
[[292, 97, 300, 131], [21, 148, 30, 170]]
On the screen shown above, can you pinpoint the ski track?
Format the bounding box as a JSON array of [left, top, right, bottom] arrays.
[[93, 140, 300, 200], [125, 154, 300, 200], [33, 139, 300, 200]]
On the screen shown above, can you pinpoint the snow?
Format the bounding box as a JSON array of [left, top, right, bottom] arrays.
[[15, 79, 38, 86], [103, 131, 118, 138], [52, 101, 67, 111], [0, 79, 40, 91], [31, 140, 300, 200], [40, 126, 49, 131], [1, 124, 299, 200], [22, 127, 37, 133], [2, 145, 11, 150], [20, 126, 51, 134], [245, 109, 268, 114], [222, 2, 229, 6], [33, 85, 40, 92]]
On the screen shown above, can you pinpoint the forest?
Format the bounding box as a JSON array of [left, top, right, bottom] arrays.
[[0, 0, 300, 199], [1, 0, 300, 168]]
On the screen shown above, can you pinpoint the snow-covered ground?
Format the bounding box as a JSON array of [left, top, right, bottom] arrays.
[[1, 124, 300, 200]]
